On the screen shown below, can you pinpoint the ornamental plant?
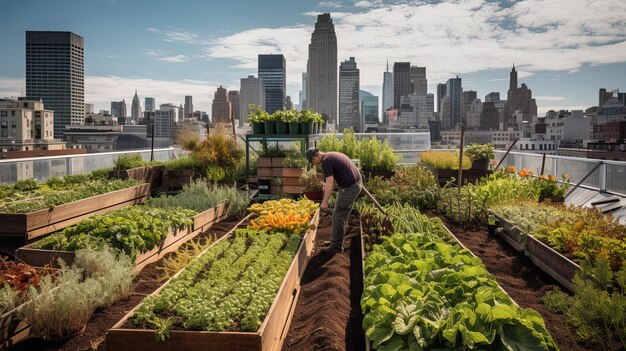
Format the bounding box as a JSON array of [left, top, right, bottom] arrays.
[[299, 168, 324, 192], [533, 174, 570, 198], [247, 104, 270, 124], [191, 133, 244, 182], [359, 137, 398, 171], [420, 151, 471, 170], [464, 143, 495, 161], [282, 154, 307, 168], [281, 109, 299, 123], [113, 154, 146, 170]]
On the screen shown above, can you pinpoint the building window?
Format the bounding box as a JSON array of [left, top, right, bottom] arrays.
[[532, 144, 535, 150], [1, 121, 6, 137]]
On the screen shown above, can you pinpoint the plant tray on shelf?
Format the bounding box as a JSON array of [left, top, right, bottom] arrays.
[[106, 209, 320, 351], [15, 202, 229, 273], [491, 211, 580, 292], [0, 183, 150, 243]]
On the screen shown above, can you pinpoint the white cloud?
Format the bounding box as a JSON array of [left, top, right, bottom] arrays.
[[318, 1, 344, 8], [354, 1, 372, 8], [156, 55, 190, 63], [203, 0, 626, 93], [535, 96, 566, 102], [0, 77, 24, 99]]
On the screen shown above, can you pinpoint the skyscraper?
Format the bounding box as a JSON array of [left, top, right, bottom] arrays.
[[211, 86, 231, 124], [300, 72, 308, 110], [307, 13, 338, 126], [505, 65, 537, 123], [228, 91, 240, 123], [393, 62, 411, 109], [360, 90, 379, 131], [509, 64, 518, 92], [239, 75, 265, 126], [442, 76, 462, 130], [111, 100, 127, 118], [145, 97, 156, 113], [436, 83, 447, 114], [410, 66, 427, 95], [258, 54, 286, 113], [382, 61, 393, 121], [461, 90, 477, 122], [184, 96, 193, 119], [339, 57, 360, 132], [26, 31, 84, 137], [131, 90, 141, 121]]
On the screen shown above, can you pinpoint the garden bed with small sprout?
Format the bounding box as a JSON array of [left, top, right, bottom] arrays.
[[107, 199, 320, 351], [0, 175, 149, 243]]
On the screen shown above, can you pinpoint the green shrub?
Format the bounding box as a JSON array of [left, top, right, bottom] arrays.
[[165, 155, 201, 170], [114, 154, 146, 170]]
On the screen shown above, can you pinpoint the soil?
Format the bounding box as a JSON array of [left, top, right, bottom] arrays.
[[437, 215, 600, 351], [9, 216, 243, 351], [281, 213, 365, 351]]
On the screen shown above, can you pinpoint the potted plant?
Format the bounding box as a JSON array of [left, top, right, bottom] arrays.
[[300, 110, 316, 135], [247, 105, 268, 134], [465, 143, 495, 170], [283, 109, 300, 134], [263, 111, 277, 134], [273, 110, 288, 134], [299, 168, 324, 201], [282, 154, 307, 178], [312, 112, 324, 134]]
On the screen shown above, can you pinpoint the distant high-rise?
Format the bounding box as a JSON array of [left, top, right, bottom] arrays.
[[84, 103, 94, 114], [410, 66, 427, 95], [393, 62, 411, 109], [111, 100, 127, 118], [300, 72, 308, 110], [442, 76, 462, 130], [505, 65, 537, 122], [436, 83, 447, 114], [228, 91, 240, 123], [481, 102, 500, 130], [211, 86, 231, 124], [184, 96, 193, 119], [382, 61, 393, 120], [285, 96, 294, 110], [360, 90, 379, 131], [485, 92, 500, 102], [239, 75, 265, 126], [461, 90, 477, 123], [131, 90, 141, 121], [145, 97, 156, 113], [258, 54, 286, 113], [339, 57, 360, 132], [26, 31, 84, 137], [307, 13, 338, 126]]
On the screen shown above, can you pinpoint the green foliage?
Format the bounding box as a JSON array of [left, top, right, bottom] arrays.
[[32, 206, 196, 260], [131, 229, 302, 336], [0, 286, 19, 314], [114, 154, 146, 170], [420, 151, 471, 170], [164, 155, 201, 170], [149, 180, 248, 216], [317, 129, 398, 171], [362, 233, 558, 351], [0, 177, 140, 214], [544, 261, 626, 350], [19, 247, 134, 339], [258, 141, 288, 157], [282, 154, 307, 168], [464, 143, 495, 161], [299, 168, 323, 192], [365, 166, 439, 209], [247, 105, 271, 124]]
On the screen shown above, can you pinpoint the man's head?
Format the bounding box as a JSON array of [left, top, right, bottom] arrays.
[[306, 147, 322, 165]]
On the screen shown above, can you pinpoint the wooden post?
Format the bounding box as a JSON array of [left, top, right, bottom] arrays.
[[494, 138, 519, 171], [457, 126, 465, 194], [540, 153, 546, 175]]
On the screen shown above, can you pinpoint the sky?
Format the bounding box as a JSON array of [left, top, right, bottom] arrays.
[[0, 0, 625, 116]]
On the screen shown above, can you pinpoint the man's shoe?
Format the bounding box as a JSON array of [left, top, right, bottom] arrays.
[[320, 245, 343, 255]]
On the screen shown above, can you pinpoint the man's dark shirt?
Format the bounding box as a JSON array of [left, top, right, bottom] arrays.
[[320, 152, 360, 188]]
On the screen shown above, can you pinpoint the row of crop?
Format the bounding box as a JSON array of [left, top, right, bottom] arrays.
[[0, 171, 140, 214], [359, 205, 558, 350], [492, 200, 626, 270]]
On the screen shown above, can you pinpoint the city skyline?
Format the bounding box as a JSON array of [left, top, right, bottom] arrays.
[[1, 0, 625, 115]]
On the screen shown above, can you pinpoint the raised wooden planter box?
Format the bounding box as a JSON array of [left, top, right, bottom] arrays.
[[106, 209, 320, 351], [526, 236, 580, 292], [0, 305, 29, 351], [281, 168, 304, 178], [491, 211, 580, 292], [271, 157, 286, 168], [491, 212, 527, 252], [16, 202, 230, 273], [162, 169, 201, 190], [418, 162, 492, 186], [109, 165, 165, 191], [257, 157, 272, 168], [282, 185, 304, 194], [0, 183, 150, 243], [257, 167, 273, 177]]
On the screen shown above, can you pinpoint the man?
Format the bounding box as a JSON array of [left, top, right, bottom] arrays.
[[306, 148, 362, 255]]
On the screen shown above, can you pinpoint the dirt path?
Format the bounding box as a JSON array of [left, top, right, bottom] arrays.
[[10, 216, 243, 351], [281, 214, 365, 351], [438, 216, 599, 351]]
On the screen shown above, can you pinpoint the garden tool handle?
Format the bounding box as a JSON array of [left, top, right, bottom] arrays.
[[361, 186, 387, 217]]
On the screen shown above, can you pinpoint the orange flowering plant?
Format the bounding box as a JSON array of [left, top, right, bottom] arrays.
[[191, 133, 244, 181], [533, 173, 570, 198]]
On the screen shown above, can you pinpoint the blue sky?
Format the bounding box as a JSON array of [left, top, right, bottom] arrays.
[[1, 0, 625, 116]]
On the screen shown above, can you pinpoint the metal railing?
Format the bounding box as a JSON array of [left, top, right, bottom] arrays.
[[0, 148, 176, 184]]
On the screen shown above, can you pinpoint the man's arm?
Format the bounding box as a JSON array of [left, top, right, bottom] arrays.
[[320, 175, 334, 210]]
